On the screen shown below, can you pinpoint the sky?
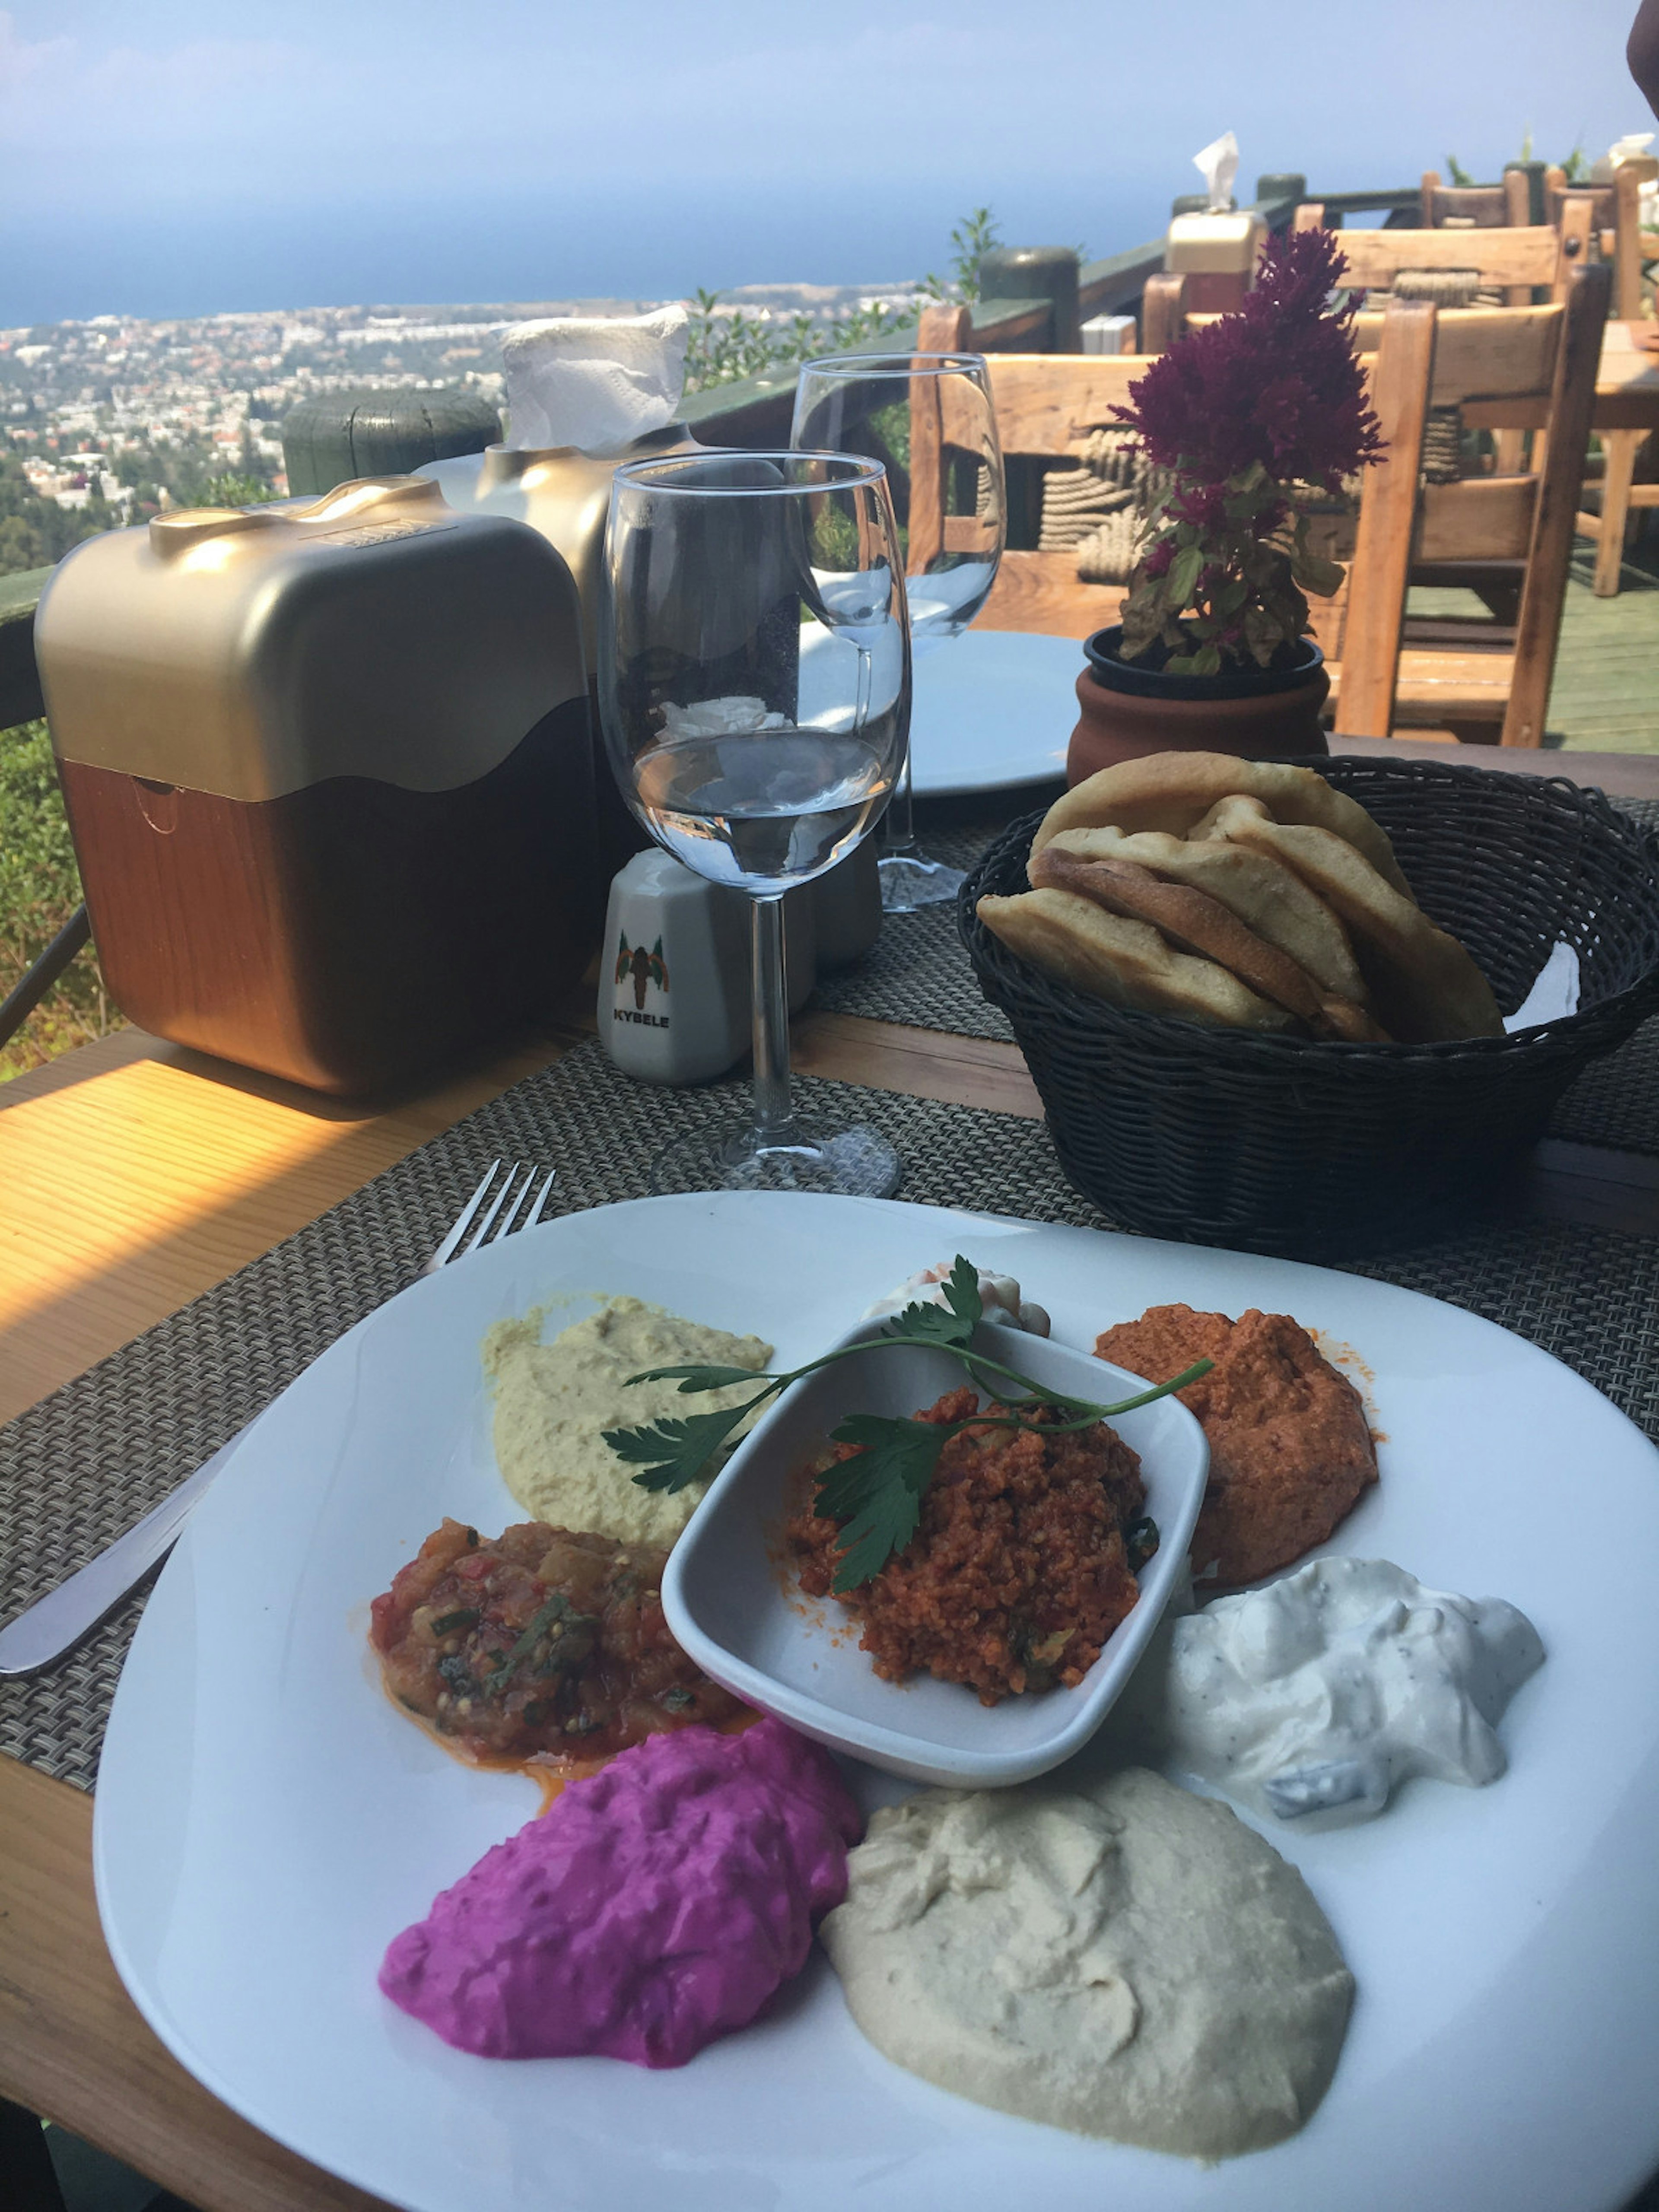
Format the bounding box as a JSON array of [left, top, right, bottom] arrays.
[[0, 0, 1650, 325]]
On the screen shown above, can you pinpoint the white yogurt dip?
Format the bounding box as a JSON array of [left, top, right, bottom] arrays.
[[1145, 1555, 1545, 1822], [862, 1262, 1050, 1336]]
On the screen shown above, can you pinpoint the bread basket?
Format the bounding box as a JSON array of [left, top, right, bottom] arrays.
[[958, 757, 1659, 1259]]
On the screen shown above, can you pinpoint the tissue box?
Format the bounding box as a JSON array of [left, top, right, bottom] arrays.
[[35, 477, 601, 1095], [1165, 211, 1266, 314]]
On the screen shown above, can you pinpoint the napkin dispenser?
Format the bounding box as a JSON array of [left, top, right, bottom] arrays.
[[419, 430, 701, 872], [34, 477, 601, 1095], [419, 429, 700, 675], [1164, 211, 1266, 314]]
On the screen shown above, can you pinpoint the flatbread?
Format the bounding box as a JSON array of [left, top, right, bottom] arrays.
[[976, 887, 1298, 1031], [1194, 795, 1503, 1043], [1040, 826, 1371, 1008], [1031, 752, 1413, 898], [1028, 845, 1379, 1039]]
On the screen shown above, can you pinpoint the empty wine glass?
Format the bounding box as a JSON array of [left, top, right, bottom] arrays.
[[791, 352, 1005, 912], [600, 450, 909, 1196]]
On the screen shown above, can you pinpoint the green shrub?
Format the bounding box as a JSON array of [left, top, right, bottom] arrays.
[[0, 718, 115, 1078]]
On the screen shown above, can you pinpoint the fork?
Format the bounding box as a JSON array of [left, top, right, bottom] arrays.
[[0, 1160, 557, 1679]]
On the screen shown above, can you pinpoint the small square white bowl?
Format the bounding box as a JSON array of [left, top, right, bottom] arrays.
[[661, 1319, 1209, 1787]]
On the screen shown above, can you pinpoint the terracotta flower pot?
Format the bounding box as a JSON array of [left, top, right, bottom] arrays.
[[1067, 626, 1331, 785]]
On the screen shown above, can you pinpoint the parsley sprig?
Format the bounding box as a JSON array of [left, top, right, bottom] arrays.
[[602, 1258, 1211, 1593]]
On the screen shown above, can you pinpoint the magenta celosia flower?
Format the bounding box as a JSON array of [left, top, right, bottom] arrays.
[[1116, 227, 1382, 493], [1111, 225, 1383, 674]]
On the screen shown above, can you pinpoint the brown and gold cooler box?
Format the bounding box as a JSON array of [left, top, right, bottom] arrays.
[[34, 477, 601, 1095]]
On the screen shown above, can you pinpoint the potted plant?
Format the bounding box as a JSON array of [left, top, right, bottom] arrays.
[[1070, 227, 1383, 780]]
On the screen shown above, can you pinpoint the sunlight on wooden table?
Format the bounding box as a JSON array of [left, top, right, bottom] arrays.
[[0, 1026, 566, 1425]]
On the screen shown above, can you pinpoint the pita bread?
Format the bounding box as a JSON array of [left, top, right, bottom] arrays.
[[1194, 795, 1503, 1043], [1032, 753, 1413, 898], [976, 888, 1299, 1032], [1028, 845, 1381, 1039], [1042, 826, 1370, 1006]]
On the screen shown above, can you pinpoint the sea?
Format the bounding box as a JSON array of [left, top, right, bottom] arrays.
[[2, 174, 1186, 328]]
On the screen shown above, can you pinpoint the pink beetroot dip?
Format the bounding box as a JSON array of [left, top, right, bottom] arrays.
[[379, 1717, 861, 2066]]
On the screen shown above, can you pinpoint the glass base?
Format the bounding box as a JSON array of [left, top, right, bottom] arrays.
[[879, 852, 966, 914], [648, 1118, 901, 1198]]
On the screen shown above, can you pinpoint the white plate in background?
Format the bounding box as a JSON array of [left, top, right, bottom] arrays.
[[908, 628, 1077, 795]]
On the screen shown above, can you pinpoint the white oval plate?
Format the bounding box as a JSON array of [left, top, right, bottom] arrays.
[[665, 1317, 1207, 1786], [906, 629, 1077, 795], [93, 1192, 1659, 2212], [800, 624, 1077, 795]]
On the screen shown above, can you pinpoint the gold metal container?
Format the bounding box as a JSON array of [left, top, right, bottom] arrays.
[[1164, 210, 1267, 314], [35, 476, 600, 1095], [419, 431, 702, 874]]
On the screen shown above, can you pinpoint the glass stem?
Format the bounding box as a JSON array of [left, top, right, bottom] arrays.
[[884, 752, 918, 861], [750, 894, 796, 1147]]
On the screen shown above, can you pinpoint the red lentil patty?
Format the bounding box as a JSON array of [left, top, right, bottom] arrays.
[[1093, 1304, 1377, 1587], [370, 1518, 742, 1765], [787, 1386, 1148, 1707]]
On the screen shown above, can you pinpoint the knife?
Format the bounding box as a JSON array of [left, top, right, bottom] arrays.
[[0, 1428, 248, 1678]]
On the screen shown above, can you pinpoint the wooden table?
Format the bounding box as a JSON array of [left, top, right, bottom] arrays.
[[1581, 321, 1659, 595], [5, 739, 1659, 2212]]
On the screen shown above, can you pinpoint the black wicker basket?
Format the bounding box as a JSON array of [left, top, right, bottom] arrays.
[[958, 757, 1659, 1259]]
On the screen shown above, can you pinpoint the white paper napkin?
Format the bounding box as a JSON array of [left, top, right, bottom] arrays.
[[500, 305, 690, 456], [1192, 130, 1240, 213], [1503, 940, 1580, 1032]]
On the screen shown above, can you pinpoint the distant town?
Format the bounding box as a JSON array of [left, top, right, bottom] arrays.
[[0, 284, 922, 576]]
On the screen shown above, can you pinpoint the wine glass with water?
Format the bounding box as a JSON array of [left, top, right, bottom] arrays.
[[791, 352, 1005, 912], [600, 449, 909, 1195]]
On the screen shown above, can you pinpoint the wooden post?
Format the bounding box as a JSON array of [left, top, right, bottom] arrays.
[[1420, 171, 1441, 228], [916, 302, 973, 352], [906, 359, 946, 578], [1140, 273, 1188, 352], [1552, 193, 1600, 303], [1615, 165, 1648, 322], [1503, 260, 1612, 744], [1592, 430, 1646, 596], [1338, 299, 1437, 738], [976, 248, 1080, 351]]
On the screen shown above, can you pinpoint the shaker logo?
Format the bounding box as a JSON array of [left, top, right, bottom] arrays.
[[614, 931, 670, 1019]]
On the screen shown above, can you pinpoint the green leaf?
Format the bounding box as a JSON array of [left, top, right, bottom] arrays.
[[1190, 643, 1223, 676], [602, 1405, 755, 1492], [1168, 544, 1204, 607], [817, 1415, 948, 1592], [1291, 549, 1344, 598], [625, 1361, 773, 1395]]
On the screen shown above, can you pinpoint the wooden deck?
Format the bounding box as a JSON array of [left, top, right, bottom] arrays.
[[1548, 537, 1659, 752], [1414, 529, 1659, 753]]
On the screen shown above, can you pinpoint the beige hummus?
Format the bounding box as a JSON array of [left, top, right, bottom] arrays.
[[481, 1295, 772, 1548], [820, 1766, 1352, 2160]]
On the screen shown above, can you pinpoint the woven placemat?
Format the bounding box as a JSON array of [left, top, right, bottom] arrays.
[[818, 791, 1659, 1154], [6, 1033, 1659, 1790]]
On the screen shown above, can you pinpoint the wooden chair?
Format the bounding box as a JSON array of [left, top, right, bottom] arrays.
[[1143, 204, 1597, 351], [907, 302, 1151, 637], [1325, 258, 1611, 744], [1420, 169, 1531, 232], [1548, 164, 1659, 594], [1545, 166, 1655, 320], [914, 350, 1152, 637], [1292, 202, 1593, 300]]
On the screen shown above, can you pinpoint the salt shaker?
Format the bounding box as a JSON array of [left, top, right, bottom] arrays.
[[603, 851, 817, 1084]]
